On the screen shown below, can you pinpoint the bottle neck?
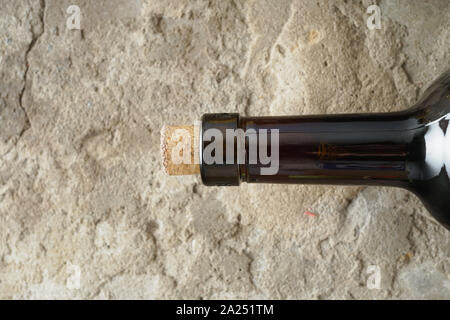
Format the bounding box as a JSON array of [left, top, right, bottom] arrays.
[[237, 112, 424, 187], [199, 112, 424, 187]]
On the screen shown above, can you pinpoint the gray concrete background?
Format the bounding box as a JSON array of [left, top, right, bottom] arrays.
[[0, 0, 449, 299]]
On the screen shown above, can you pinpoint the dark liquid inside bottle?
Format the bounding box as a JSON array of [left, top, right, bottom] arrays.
[[200, 70, 450, 229]]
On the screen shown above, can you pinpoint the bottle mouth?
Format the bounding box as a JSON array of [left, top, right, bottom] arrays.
[[200, 113, 241, 186]]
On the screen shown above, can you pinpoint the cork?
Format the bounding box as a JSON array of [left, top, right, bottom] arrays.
[[161, 125, 200, 175]]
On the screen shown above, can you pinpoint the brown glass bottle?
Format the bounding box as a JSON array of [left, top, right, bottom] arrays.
[[200, 70, 450, 230]]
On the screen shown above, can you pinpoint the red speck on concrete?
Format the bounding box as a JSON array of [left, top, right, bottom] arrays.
[[304, 211, 316, 217]]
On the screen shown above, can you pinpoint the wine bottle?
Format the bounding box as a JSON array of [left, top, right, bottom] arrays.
[[162, 69, 450, 230]]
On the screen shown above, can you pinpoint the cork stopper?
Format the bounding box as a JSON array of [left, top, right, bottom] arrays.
[[161, 125, 200, 175]]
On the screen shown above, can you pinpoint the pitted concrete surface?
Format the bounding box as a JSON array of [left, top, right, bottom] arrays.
[[0, 0, 449, 299]]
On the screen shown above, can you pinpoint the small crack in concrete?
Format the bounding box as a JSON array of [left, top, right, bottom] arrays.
[[18, 0, 46, 140]]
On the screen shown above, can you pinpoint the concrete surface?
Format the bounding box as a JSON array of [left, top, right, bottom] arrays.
[[0, 0, 449, 299]]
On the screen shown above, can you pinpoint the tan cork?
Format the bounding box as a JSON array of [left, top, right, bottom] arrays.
[[161, 125, 200, 175]]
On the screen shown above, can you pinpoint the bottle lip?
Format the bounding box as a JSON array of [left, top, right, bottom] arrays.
[[200, 113, 240, 186]]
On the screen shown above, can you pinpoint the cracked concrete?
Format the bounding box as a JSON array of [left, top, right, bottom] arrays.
[[18, 0, 45, 138], [0, 0, 449, 299]]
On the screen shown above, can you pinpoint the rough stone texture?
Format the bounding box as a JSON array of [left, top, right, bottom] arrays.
[[0, 0, 449, 299]]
